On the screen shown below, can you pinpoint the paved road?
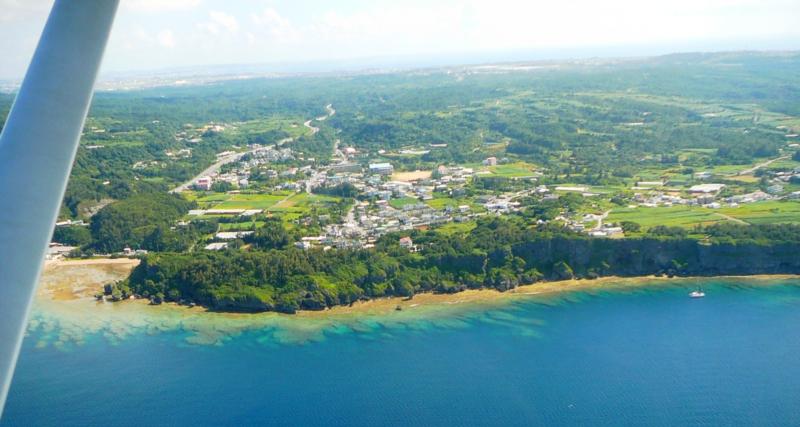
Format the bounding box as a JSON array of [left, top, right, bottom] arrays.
[[170, 150, 251, 193], [736, 155, 789, 176], [172, 104, 335, 193]]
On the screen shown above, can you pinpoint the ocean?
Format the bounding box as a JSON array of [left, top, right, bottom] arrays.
[[3, 278, 800, 426]]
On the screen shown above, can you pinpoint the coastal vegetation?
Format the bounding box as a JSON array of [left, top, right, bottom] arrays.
[[125, 219, 800, 313]]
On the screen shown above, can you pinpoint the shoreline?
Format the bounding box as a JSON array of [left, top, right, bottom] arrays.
[[31, 262, 800, 346], [39, 260, 800, 317], [298, 273, 800, 318]]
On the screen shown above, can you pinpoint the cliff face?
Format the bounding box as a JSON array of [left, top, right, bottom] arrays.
[[126, 235, 800, 314], [512, 238, 800, 278]]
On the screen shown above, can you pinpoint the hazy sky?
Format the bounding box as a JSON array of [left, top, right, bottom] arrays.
[[1, 0, 799, 79]]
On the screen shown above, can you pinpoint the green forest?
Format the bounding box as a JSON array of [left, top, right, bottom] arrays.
[[123, 219, 800, 313]]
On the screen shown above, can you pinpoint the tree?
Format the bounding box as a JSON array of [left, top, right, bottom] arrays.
[[648, 225, 688, 238], [52, 225, 92, 246], [620, 221, 641, 234], [552, 261, 574, 280], [248, 219, 291, 249], [211, 181, 234, 192]]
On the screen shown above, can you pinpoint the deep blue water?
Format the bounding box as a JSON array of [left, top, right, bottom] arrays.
[[4, 280, 800, 426]]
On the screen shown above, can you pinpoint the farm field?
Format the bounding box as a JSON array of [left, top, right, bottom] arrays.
[[194, 192, 291, 210], [608, 200, 800, 229]]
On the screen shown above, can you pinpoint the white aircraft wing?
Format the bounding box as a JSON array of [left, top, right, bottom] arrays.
[[0, 0, 119, 416]]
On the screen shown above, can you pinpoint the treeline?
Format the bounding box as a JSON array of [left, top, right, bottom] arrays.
[[88, 193, 199, 252], [124, 218, 800, 313]]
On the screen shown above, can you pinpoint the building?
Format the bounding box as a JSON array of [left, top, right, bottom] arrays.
[[767, 184, 785, 195], [330, 162, 362, 174], [689, 183, 725, 194], [483, 157, 497, 166], [214, 231, 254, 240], [399, 236, 415, 250], [694, 171, 713, 180], [204, 242, 228, 251], [369, 162, 394, 175], [194, 176, 213, 191]]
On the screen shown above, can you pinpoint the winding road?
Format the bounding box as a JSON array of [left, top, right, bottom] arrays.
[[171, 104, 336, 193]]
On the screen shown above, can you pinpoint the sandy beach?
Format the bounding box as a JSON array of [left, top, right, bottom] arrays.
[[38, 259, 800, 317], [28, 260, 800, 347]]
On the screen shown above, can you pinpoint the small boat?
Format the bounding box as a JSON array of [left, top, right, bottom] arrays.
[[689, 289, 705, 298]]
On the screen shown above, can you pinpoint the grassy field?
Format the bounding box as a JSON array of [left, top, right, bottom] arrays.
[[189, 191, 294, 210], [608, 200, 800, 229], [213, 194, 288, 210], [435, 221, 477, 235], [608, 206, 727, 229], [230, 117, 310, 139], [424, 195, 486, 213], [268, 193, 341, 212], [717, 201, 800, 225], [389, 197, 421, 209], [462, 161, 538, 178], [218, 221, 264, 231], [488, 161, 538, 178]]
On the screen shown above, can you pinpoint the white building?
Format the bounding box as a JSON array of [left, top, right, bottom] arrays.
[[689, 183, 725, 194], [204, 242, 229, 251], [214, 231, 254, 240]]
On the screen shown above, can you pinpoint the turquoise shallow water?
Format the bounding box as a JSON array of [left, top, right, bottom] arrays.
[[3, 279, 800, 426]]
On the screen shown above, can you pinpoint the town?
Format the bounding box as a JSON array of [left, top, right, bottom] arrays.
[[122, 114, 800, 254]]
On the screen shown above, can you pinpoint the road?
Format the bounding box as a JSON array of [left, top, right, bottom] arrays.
[[593, 210, 612, 230], [736, 155, 789, 176], [303, 119, 320, 135], [170, 150, 251, 193], [303, 104, 335, 135], [714, 212, 749, 225], [172, 104, 335, 193]]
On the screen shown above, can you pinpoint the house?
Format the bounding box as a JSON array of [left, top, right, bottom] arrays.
[[399, 236, 415, 250], [483, 157, 497, 166], [194, 176, 213, 191], [294, 241, 312, 250]]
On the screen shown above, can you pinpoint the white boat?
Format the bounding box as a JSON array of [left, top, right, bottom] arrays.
[[689, 290, 705, 298]]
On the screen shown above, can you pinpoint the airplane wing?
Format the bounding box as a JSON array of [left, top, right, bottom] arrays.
[[0, 0, 119, 416]]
